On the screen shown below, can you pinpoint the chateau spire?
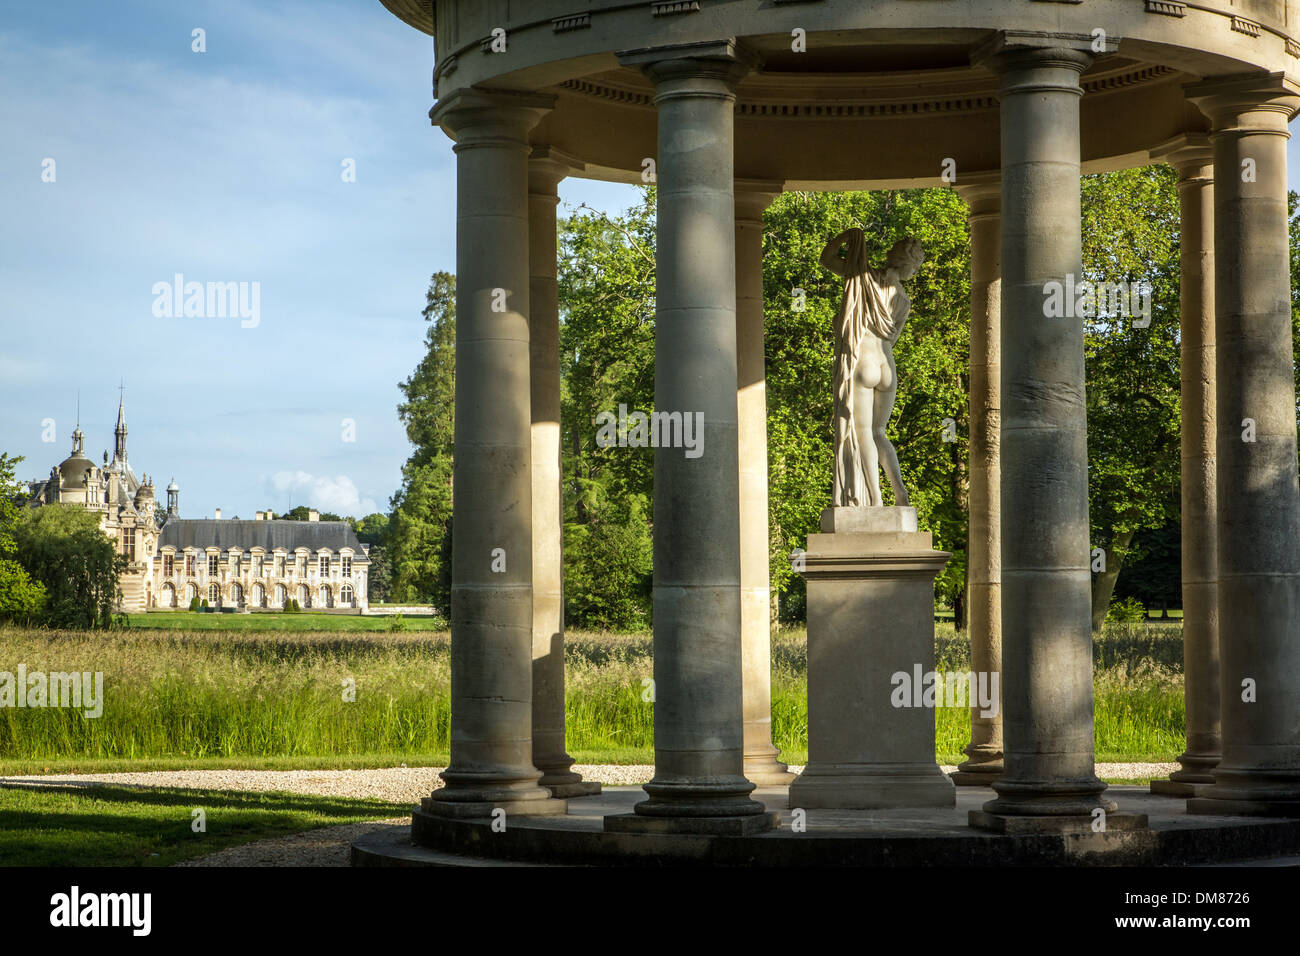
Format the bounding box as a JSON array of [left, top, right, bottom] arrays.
[[114, 383, 128, 465]]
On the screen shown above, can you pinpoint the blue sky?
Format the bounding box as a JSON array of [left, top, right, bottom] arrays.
[[2, 2, 1297, 519], [0, 0, 634, 519]]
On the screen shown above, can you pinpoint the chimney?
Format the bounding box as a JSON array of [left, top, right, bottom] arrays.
[[361, 543, 370, 556], [214, 508, 222, 520], [267, 509, 275, 520], [308, 509, 319, 522], [255, 511, 264, 521]]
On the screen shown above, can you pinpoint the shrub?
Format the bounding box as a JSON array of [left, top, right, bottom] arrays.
[[201, 599, 209, 609], [1107, 595, 1148, 623], [387, 611, 407, 633], [189, 597, 200, 612]]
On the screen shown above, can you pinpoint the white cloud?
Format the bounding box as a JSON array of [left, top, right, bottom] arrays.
[[270, 470, 377, 516]]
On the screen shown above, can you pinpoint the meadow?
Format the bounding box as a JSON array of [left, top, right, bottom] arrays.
[[0, 622, 1186, 774]]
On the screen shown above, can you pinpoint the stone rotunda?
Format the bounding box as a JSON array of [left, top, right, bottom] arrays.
[[362, 0, 1300, 863]]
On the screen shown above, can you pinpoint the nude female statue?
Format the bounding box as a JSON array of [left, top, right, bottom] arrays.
[[820, 229, 925, 508]]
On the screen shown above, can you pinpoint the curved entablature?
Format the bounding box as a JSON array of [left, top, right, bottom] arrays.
[[397, 1, 1299, 94], [382, 2, 1297, 184]]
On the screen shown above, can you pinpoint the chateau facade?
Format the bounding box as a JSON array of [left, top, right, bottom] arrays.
[[26, 398, 369, 612]]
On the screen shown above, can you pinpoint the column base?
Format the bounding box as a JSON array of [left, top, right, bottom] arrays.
[[950, 768, 1004, 787], [545, 780, 603, 799], [537, 764, 603, 798], [1149, 779, 1212, 798], [420, 793, 568, 820], [604, 811, 780, 836], [951, 750, 1004, 786], [744, 751, 798, 787], [969, 810, 1148, 834], [790, 762, 955, 809], [1186, 770, 1300, 817]]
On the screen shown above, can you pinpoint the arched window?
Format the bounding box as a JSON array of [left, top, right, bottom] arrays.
[[208, 584, 219, 604], [297, 585, 309, 608], [340, 584, 354, 606], [162, 583, 177, 608], [319, 586, 333, 608], [185, 583, 197, 603], [274, 584, 286, 607], [230, 583, 243, 607], [252, 583, 265, 607]]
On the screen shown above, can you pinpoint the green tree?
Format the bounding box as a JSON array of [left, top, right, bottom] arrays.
[[278, 505, 344, 522], [388, 272, 456, 608], [0, 453, 46, 623], [558, 194, 658, 629], [13, 505, 124, 628], [1082, 165, 1182, 631]]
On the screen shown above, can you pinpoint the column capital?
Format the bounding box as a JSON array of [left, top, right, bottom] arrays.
[[955, 175, 1001, 217], [1149, 133, 1214, 178], [529, 145, 584, 197], [1184, 72, 1300, 134], [734, 179, 782, 223], [429, 88, 555, 147], [971, 31, 1109, 81], [617, 38, 761, 100]]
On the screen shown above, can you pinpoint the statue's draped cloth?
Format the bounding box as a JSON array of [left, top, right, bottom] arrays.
[[832, 229, 898, 507]]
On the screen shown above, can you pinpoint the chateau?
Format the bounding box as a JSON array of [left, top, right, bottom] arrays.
[[26, 397, 369, 612]]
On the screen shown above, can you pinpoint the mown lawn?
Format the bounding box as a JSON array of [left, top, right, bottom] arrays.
[[0, 622, 1187, 772], [0, 783, 407, 867]]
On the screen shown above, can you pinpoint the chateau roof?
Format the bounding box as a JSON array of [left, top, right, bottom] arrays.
[[158, 519, 370, 556]]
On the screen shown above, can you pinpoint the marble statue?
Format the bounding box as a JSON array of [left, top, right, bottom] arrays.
[[820, 229, 925, 508]]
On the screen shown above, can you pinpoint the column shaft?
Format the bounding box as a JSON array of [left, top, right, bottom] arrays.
[[736, 186, 796, 788], [607, 45, 770, 829], [954, 182, 1004, 784], [1186, 77, 1300, 816], [973, 44, 1119, 827], [528, 153, 601, 798], [425, 91, 564, 816], [1155, 143, 1221, 793]]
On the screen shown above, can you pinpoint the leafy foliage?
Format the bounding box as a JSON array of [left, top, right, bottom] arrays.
[[13, 505, 124, 628]]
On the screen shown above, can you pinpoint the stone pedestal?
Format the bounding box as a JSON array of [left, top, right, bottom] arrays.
[[789, 507, 955, 810]]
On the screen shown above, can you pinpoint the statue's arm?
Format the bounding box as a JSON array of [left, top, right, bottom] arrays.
[[820, 232, 850, 277]]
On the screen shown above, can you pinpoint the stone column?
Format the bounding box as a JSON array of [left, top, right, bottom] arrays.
[[528, 147, 601, 799], [735, 182, 796, 788], [953, 179, 1004, 786], [423, 89, 566, 819], [969, 38, 1141, 832], [1186, 75, 1300, 817], [1151, 137, 1220, 797], [607, 40, 774, 834]]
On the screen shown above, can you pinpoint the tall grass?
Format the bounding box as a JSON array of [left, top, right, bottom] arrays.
[[0, 622, 1187, 766]]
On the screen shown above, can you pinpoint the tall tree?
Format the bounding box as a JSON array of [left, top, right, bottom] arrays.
[[13, 505, 123, 628], [388, 272, 456, 608], [1081, 165, 1182, 631], [0, 453, 46, 624], [558, 195, 657, 629]]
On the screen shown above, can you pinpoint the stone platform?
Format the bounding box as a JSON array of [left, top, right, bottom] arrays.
[[352, 784, 1300, 867]]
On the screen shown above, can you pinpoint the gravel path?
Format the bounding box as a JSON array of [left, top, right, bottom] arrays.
[[2, 762, 1179, 867]]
